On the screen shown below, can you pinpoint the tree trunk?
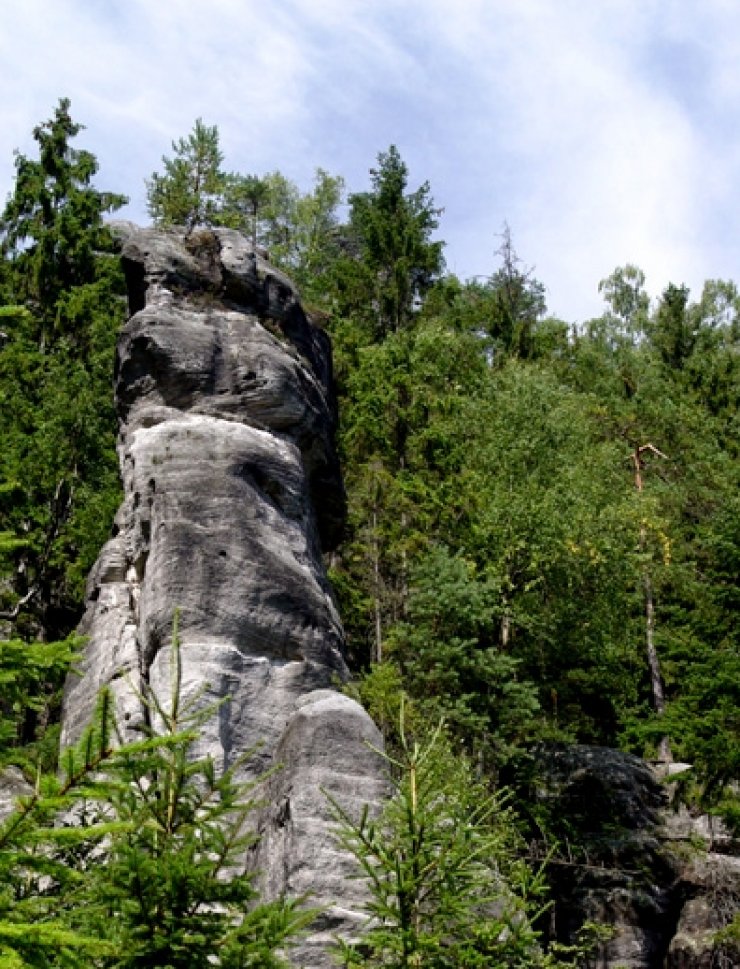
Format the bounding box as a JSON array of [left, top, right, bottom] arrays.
[[633, 444, 672, 763], [372, 507, 383, 664]]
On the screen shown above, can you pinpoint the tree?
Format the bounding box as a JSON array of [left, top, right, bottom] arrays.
[[74, 626, 312, 968], [329, 706, 604, 968], [222, 173, 270, 247], [0, 102, 126, 647], [333, 317, 489, 666], [564, 270, 740, 778], [271, 168, 345, 301], [597, 264, 650, 343], [483, 224, 547, 360], [329, 712, 543, 968], [0, 634, 77, 765], [388, 547, 542, 770], [649, 283, 695, 371], [0, 98, 127, 353], [340, 146, 444, 339], [146, 119, 225, 231], [0, 691, 121, 968], [0, 627, 312, 968]]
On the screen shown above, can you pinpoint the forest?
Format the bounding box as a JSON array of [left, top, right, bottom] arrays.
[[0, 100, 737, 967]]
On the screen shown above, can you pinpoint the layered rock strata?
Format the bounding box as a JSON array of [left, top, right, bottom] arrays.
[[60, 225, 387, 967]]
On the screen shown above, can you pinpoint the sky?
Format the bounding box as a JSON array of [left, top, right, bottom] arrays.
[[2, 0, 740, 323]]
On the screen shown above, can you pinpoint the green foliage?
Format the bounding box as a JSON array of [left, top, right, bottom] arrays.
[[73, 622, 312, 968], [221, 172, 271, 245], [0, 690, 121, 968], [0, 637, 78, 761], [339, 145, 444, 339], [331, 241, 739, 802], [0, 627, 311, 968], [247, 169, 346, 302], [388, 547, 542, 769], [328, 714, 542, 967], [597, 263, 650, 340], [329, 707, 603, 968], [0, 100, 125, 650], [480, 224, 547, 360], [146, 118, 225, 231], [0, 99, 127, 352]]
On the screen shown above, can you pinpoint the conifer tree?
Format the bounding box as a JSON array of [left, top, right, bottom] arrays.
[[0, 626, 312, 968], [72, 625, 312, 968], [329, 706, 605, 968], [341, 146, 444, 339], [146, 119, 225, 231], [0, 101, 126, 648]]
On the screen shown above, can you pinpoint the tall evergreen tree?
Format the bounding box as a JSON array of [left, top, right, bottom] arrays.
[[339, 145, 444, 339], [483, 224, 547, 360], [0, 100, 125, 706], [0, 98, 127, 353]]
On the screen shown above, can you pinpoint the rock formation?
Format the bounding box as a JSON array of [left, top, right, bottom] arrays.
[[532, 744, 740, 969], [59, 225, 387, 967]]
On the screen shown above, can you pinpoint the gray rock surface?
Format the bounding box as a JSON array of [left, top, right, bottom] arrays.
[[532, 744, 740, 969], [0, 766, 33, 823], [59, 225, 386, 966], [252, 690, 388, 968]]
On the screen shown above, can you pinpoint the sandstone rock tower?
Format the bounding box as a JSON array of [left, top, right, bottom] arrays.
[[61, 225, 386, 967]]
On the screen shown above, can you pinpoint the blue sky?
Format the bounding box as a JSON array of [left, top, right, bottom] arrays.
[[2, 0, 740, 323]]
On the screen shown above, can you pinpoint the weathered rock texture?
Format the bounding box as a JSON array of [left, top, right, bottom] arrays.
[[60, 225, 387, 967], [532, 744, 740, 969]]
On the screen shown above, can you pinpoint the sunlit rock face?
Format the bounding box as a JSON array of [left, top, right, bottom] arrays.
[[60, 225, 387, 968]]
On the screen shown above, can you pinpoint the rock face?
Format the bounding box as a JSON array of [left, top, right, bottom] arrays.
[[60, 225, 387, 967], [661, 777, 740, 969], [532, 744, 740, 969]]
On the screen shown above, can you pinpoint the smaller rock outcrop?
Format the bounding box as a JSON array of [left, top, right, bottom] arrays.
[[661, 774, 740, 969], [531, 744, 740, 969]]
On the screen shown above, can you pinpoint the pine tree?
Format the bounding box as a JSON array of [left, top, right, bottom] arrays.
[[146, 119, 225, 231]]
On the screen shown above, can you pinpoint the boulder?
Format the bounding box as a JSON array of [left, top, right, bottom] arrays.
[[531, 743, 676, 968]]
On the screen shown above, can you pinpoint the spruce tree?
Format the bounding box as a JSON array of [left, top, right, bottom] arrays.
[[329, 706, 604, 968], [340, 146, 444, 339], [0, 100, 126, 734], [0, 628, 312, 968]]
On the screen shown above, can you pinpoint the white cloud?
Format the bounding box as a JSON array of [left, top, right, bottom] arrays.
[[3, 0, 740, 320]]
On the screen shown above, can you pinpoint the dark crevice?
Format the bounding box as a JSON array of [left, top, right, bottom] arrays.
[[121, 255, 147, 316]]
